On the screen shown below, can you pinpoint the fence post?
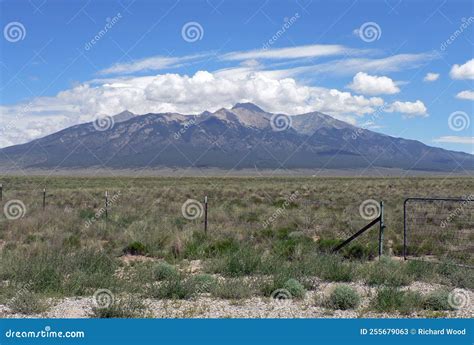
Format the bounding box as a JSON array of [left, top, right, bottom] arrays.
[[378, 200, 385, 257], [105, 191, 108, 221], [403, 199, 408, 260], [204, 196, 208, 233], [0, 183, 2, 201], [42, 188, 46, 211]]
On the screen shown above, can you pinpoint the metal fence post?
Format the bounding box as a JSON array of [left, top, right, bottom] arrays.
[[204, 196, 208, 233], [42, 188, 46, 211], [403, 199, 408, 260], [378, 200, 385, 257], [105, 191, 108, 221], [0, 183, 2, 201]]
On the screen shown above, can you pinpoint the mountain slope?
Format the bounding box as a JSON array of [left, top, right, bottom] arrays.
[[0, 103, 472, 172]]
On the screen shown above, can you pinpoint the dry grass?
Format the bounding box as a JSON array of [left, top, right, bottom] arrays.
[[0, 176, 472, 316]]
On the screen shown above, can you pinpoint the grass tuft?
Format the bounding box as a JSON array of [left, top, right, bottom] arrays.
[[324, 285, 360, 310]]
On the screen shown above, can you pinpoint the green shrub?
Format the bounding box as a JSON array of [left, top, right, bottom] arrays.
[[79, 209, 96, 220], [317, 239, 343, 253], [282, 279, 306, 299], [153, 262, 178, 281], [0, 248, 118, 295], [212, 280, 253, 299], [436, 262, 474, 290], [405, 260, 436, 281], [272, 235, 314, 260], [325, 285, 360, 310], [91, 295, 147, 318], [371, 287, 423, 314], [63, 235, 81, 249], [276, 227, 294, 240], [123, 241, 148, 256], [183, 233, 239, 259], [364, 257, 412, 287], [150, 276, 196, 300], [188, 274, 217, 293], [208, 247, 261, 277], [204, 238, 240, 257], [423, 289, 454, 311], [316, 255, 355, 282], [8, 290, 49, 315], [272, 199, 298, 209], [343, 243, 377, 260]]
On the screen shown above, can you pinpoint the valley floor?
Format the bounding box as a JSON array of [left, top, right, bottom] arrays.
[[0, 176, 472, 319]]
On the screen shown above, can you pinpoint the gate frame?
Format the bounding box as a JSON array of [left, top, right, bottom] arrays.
[[403, 197, 471, 263], [333, 201, 385, 257]]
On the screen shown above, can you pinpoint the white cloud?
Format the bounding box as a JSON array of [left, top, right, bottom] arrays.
[[99, 53, 207, 75], [100, 45, 365, 75], [433, 136, 473, 144], [450, 59, 474, 80], [423, 72, 439, 82], [262, 52, 438, 78], [347, 72, 400, 95], [0, 71, 386, 147], [211, 54, 436, 83], [456, 90, 474, 100], [0, 45, 439, 148], [385, 100, 428, 117], [221, 44, 361, 61]]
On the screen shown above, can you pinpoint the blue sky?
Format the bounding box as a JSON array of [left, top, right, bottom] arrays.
[[0, 0, 472, 154]]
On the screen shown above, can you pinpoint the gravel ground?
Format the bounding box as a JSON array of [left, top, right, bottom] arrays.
[[1, 281, 472, 319]]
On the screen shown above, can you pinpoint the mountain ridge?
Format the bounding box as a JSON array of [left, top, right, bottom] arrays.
[[0, 103, 472, 172]]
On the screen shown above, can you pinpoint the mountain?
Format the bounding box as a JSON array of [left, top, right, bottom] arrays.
[[0, 103, 472, 172], [112, 110, 136, 123]]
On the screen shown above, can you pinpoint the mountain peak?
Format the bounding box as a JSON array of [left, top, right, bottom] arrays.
[[113, 110, 136, 123], [232, 102, 265, 113]]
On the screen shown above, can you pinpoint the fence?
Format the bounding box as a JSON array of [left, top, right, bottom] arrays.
[[3, 180, 473, 266], [333, 201, 385, 257], [403, 197, 474, 267]]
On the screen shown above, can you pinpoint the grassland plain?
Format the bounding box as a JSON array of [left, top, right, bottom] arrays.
[[0, 176, 472, 318]]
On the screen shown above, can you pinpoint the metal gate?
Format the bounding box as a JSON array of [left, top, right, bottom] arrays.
[[403, 196, 474, 267]]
